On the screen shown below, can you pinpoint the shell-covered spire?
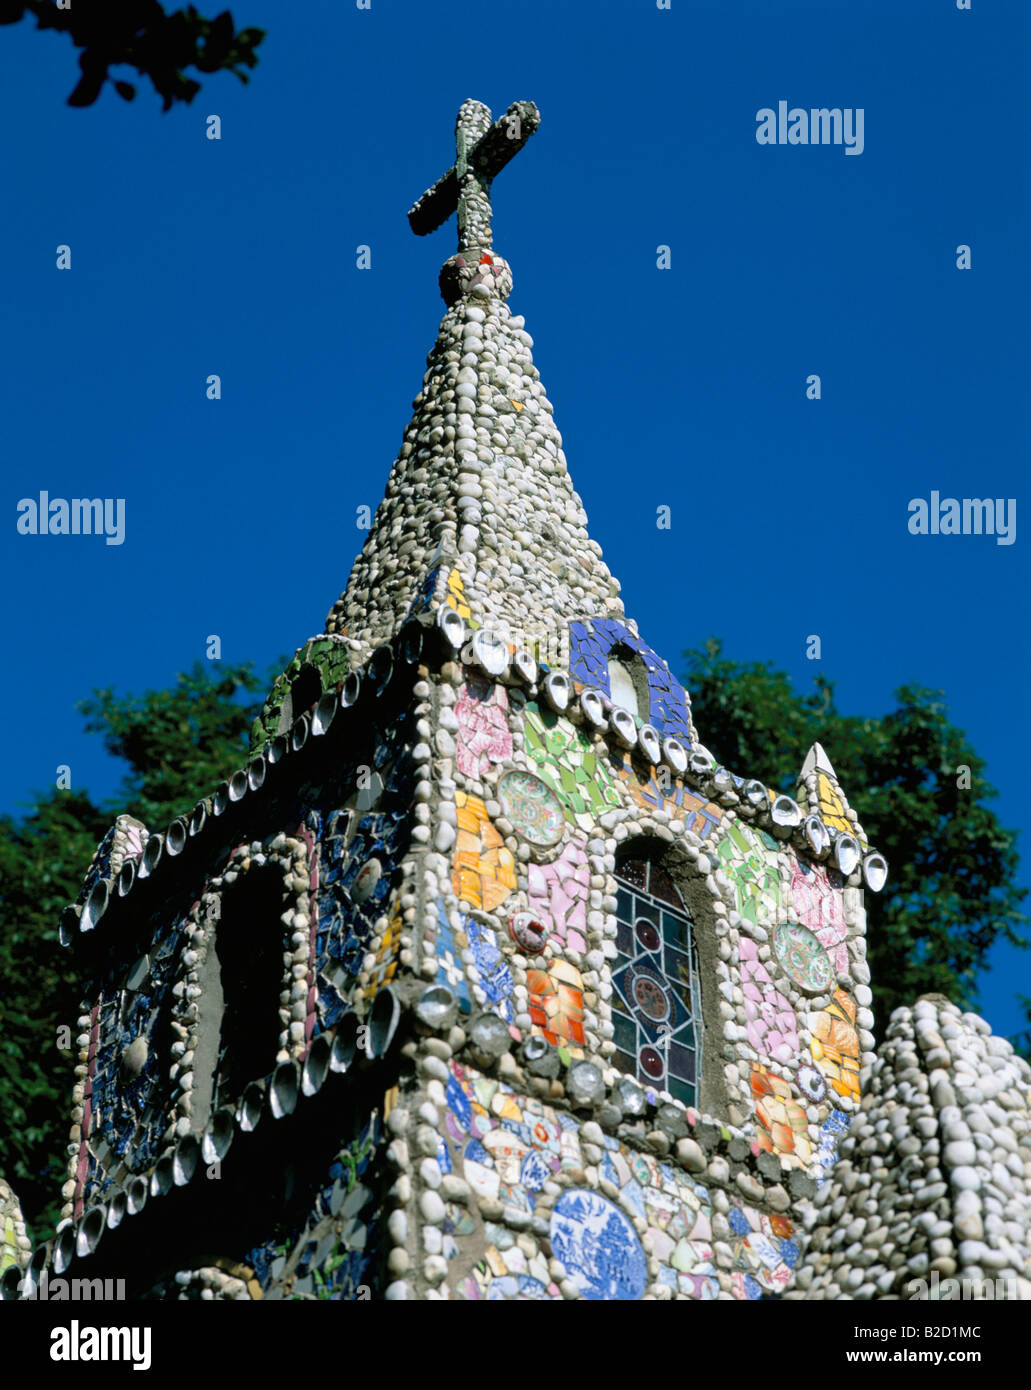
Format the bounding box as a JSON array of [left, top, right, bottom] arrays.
[[325, 100, 624, 662]]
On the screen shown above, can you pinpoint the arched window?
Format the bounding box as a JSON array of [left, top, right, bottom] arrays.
[[606, 643, 648, 719], [276, 666, 322, 734], [611, 850, 703, 1107], [209, 864, 288, 1109]]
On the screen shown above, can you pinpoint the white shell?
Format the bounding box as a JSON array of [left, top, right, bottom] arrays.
[[472, 627, 509, 675], [270, 1061, 300, 1119], [312, 691, 338, 736], [437, 605, 466, 650], [834, 835, 861, 877], [863, 852, 888, 892], [579, 688, 606, 728], [609, 707, 637, 748], [637, 724, 661, 764], [544, 671, 571, 711], [662, 737, 689, 775]]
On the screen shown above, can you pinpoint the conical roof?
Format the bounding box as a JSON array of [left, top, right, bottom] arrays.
[[325, 99, 624, 661]]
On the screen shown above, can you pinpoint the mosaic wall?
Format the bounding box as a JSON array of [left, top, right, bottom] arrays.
[[314, 712, 415, 1029], [241, 1106, 384, 1300], [522, 702, 620, 829], [251, 634, 351, 750], [439, 1061, 797, 1300], [427, 659, 871, 1194], [568, 617, 694, 742], [71, 908, 187, 1217]]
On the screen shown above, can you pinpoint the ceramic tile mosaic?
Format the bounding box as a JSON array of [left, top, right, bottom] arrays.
[[716, 820, 783, 930], [73, 912, 188, 1215], [790, 857, 848, 975], [466, 915, 517, 1024], [433, 900, 473, 1012], [550, 1188, 648, 1299], [361, 901, 402, 1006], [527, 958, 585, 1053], [315, 805, 408, 1031], [526, 837, 589, 954], [751, 1064, 812, 1169], [568, 618, 693, 741], [523, 701, 621, 827], [811, 1108, 851, 1187], [442, 1061, 796, 1300], [455, 676, 512, 778], [242, 1107, 383, 1300], [772, 921, 834, 993], [814, 771, 867, 848], [498, 767, 566, 846], [739, 934, 800, 1067], [445, 566, 472, 622], [615, 758, 724, 838], [727, 1204, 799, 1298], [452, 791, 518, 910], [810, 988, 861, 1103]]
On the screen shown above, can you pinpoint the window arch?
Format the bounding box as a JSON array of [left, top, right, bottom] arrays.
[[606, 643, 649, 719], [611, 849, 703, 1107]]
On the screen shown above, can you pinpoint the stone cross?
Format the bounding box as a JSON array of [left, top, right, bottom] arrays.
[[408, 99, 540, 251]]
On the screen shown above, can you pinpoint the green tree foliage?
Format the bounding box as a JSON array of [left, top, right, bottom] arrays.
[[683, 638, 1028, 1040], [0, 661, 272, 1236], [0, 2, 264, 110]]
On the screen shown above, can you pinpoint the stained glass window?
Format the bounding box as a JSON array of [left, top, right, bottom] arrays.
[[611, 852, 703, 1108]]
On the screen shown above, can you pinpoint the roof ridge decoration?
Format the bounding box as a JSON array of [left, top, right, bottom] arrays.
[[324, 98, 625, 666]]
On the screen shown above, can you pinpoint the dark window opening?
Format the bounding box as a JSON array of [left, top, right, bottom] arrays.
[[277, 666, 323, 734], [212, 864, 287, 1107]]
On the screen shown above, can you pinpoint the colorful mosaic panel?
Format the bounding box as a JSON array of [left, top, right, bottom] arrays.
[[550, 1189, 647, 1300], [498, 769, 565, 846], [443, 1062, 796, 1300], [612, 858, 702, 1107], [812, 1108, 851, 1187], [361, 902, 402, 1006], [523, 702, 621, 827], [445, 566, 472, 622], [455, 677, 512, 778], [790, 857, 848, 975], [78, 911, 187, 1211], [243, 1107, 383, 1300], [568, 617, 693, 741], [615, 760, 723, 839], [316, 804, 408, 1032], [816, 771, 867, 847], [453, 792, 518, 910], [527, 838, 589, 954], [528, 959, 585, 1053], [716, 820, 782, 930], [810, 989, 861, 1103], [434, 901, 472, 1013], [466, 916, 516, 1024], [455, 1224, 559, 1300], [432, 902, 516, 1024], [728, 1204, 799, 1298], [773, 921, 833, 993], [751, 1064, 813, 1169], [739, 935, 800, 1068]]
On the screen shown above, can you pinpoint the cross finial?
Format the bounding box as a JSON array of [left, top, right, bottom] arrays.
[[408, 99, 540, 251]]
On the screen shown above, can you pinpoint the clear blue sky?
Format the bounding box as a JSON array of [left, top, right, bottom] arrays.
[[1, 0, 1027, 1035]]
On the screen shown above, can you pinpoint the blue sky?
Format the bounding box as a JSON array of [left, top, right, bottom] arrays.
[[1, 0, 1027, 1034]]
